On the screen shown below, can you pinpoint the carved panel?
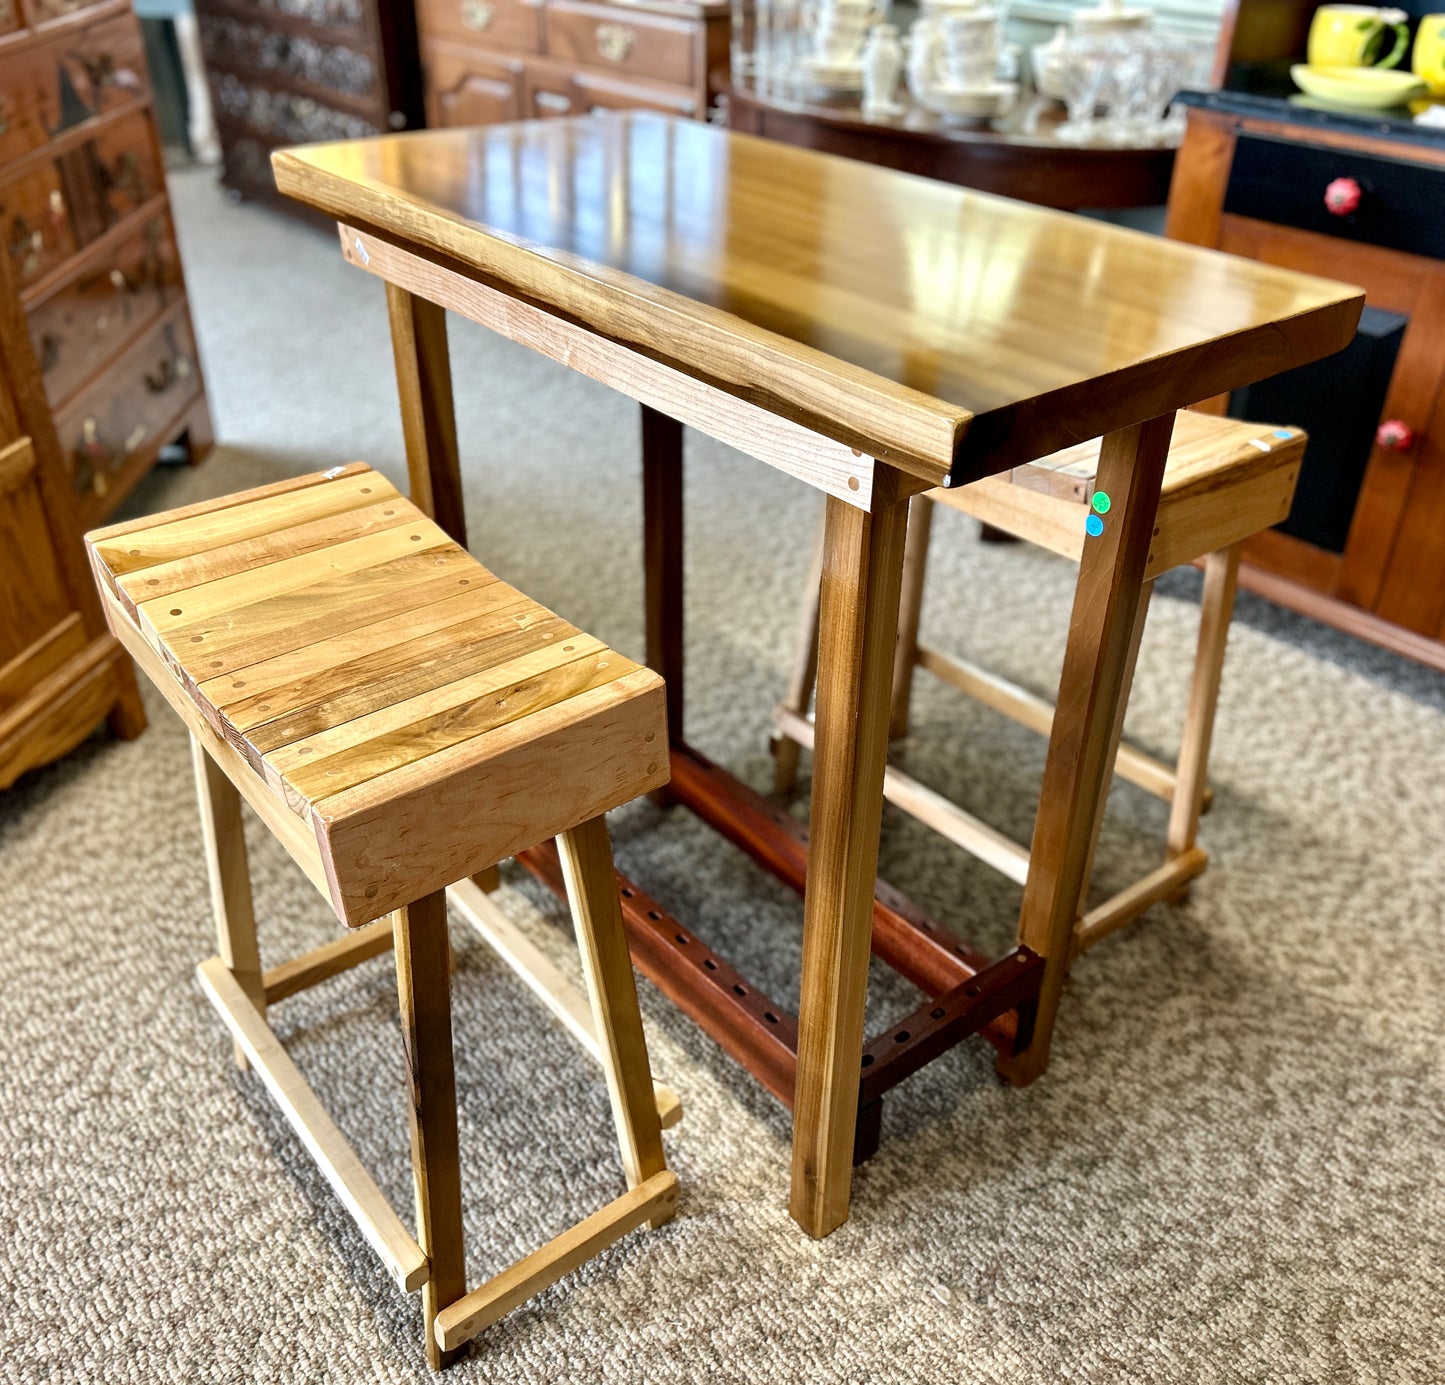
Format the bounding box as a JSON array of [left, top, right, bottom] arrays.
[[199, 13, 377, 97], [213, 72, 378, 141], [28, 214, 181, 407]]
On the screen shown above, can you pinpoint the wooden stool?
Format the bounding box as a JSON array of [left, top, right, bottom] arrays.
[[86, 464, 681, 1368], [772, 412, 1306, 955]]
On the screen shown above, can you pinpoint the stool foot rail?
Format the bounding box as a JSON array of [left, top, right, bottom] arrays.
[[433, 1170, 680, 1352], [196, 957, 430, 1293]]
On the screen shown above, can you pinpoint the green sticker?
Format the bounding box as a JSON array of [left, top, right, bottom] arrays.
[[1091, 491, 1111, 514]]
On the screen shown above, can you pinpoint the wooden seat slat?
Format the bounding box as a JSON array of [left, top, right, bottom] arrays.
[[280, 643, 631, 803], [220, 586, 534, 736], [117, 498, 419, 604], [242, 610, 578, 756], [138, 547, 479, 681], [87, 462, 377, 563], [135, 520, 456, 637], [195, 581, 509, 713], [265, 634, 610, 783]]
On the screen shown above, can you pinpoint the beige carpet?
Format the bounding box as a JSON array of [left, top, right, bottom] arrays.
[[2, 166, 1442, 1384]]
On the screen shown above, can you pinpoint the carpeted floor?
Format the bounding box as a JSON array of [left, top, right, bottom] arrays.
[[2, 165, 1443, 1384]]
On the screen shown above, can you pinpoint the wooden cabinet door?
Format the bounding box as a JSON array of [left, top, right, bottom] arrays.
[[0, 436, 141, 788], [424, 44, 525, 127]]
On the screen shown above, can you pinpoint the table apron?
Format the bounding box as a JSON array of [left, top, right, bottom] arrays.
[[340, 223, 928, 512]]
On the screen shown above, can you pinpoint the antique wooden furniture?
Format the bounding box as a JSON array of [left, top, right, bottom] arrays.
[[0, 0, 212, 526], [722, 74, 1176, 209], [772, 411, 1308, 954], [86, 463, 681, 1369], [271, 114, 1361, 1238], [1165, 0, 1445, 670], [0, 0, 215, 786], [194, 0, 424, 209], [417, 0, 727, 128], [0, 428, 147, 788]]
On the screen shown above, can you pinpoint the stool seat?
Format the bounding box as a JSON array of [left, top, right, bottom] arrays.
[[88, 462, 668, 926], [947, 411, 1305, 577]]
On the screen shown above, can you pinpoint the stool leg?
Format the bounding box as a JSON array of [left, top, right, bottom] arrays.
[[1070, 579, 1154, 947], [1167, 544, 1241, 861], [190, 735, 262, 1070], [772, 505, 826, 794], [889, 494, 934, 740], [394, 891, 466, 1369], [998, 414, 1172, 1089], [470, 865, 501, 894], [556, 817, 670, 1221]]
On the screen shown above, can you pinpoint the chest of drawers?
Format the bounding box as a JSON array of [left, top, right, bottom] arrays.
[[193, 0, 425, 209], [0, 0, 212, 786], [417, 0, 727, 130]]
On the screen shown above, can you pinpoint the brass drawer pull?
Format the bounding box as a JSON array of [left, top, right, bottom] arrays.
[[596, 22, 636, 62], [460, 0, 493, 30]]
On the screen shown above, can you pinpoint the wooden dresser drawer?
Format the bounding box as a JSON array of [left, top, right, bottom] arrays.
[[0, 0, 21, 37], [27, 212, 182, 408], [2, 109, 163, 293], [198, 7, 381, 103], [55, 309, 198, 513], [544, 0, 694, 86], [418, 0, 541, 54], [0, 11, 148, 168], [1223, 135, 1445, 263], [212, 70, 381, 143]]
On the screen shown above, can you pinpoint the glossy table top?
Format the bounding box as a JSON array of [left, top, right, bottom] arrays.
[[273, 114, 1363, 486]]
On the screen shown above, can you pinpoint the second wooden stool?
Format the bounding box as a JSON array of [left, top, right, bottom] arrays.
[[773, 411, 1305, 955], [87, 464, 680, 1368]]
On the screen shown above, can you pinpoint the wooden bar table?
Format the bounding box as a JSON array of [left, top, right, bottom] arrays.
[[272, 114, 1361, 1239]]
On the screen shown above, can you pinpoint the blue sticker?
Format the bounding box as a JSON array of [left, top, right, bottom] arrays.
[[1273, 429, 1292, 439], [1085, 513, 1105, 538]]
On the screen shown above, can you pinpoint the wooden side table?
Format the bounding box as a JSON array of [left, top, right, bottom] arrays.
[[272, 114, 1360, 1238]]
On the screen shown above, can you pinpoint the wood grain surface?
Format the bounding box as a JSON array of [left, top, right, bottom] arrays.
[[88, 465, 670, 925], [273, 114, 1363, 484]]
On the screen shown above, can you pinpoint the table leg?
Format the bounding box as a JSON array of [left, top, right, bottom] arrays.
[[790, 486, 909, 1239], [998, 414, 1174, 1088], [386, 283, 467, 548], [641, 405, 685, 740]]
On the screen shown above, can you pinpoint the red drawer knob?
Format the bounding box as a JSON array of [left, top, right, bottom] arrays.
[[1324, 177, 1362, 216], [1376, 419, 1416, 452]]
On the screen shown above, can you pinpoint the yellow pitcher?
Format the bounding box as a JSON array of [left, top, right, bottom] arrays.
[[1308, 4, 1410, 68], [1414, 14, 1445, 94]]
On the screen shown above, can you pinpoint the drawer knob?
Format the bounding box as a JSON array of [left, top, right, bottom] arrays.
[[1375, 419, 1416, 452], [596, 22, 636, 62], [1324, 176, 1361, 217], [460, 0, 493, 29]]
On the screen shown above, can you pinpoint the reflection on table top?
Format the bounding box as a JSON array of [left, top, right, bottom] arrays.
[[273, 113, 1363, 485]]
